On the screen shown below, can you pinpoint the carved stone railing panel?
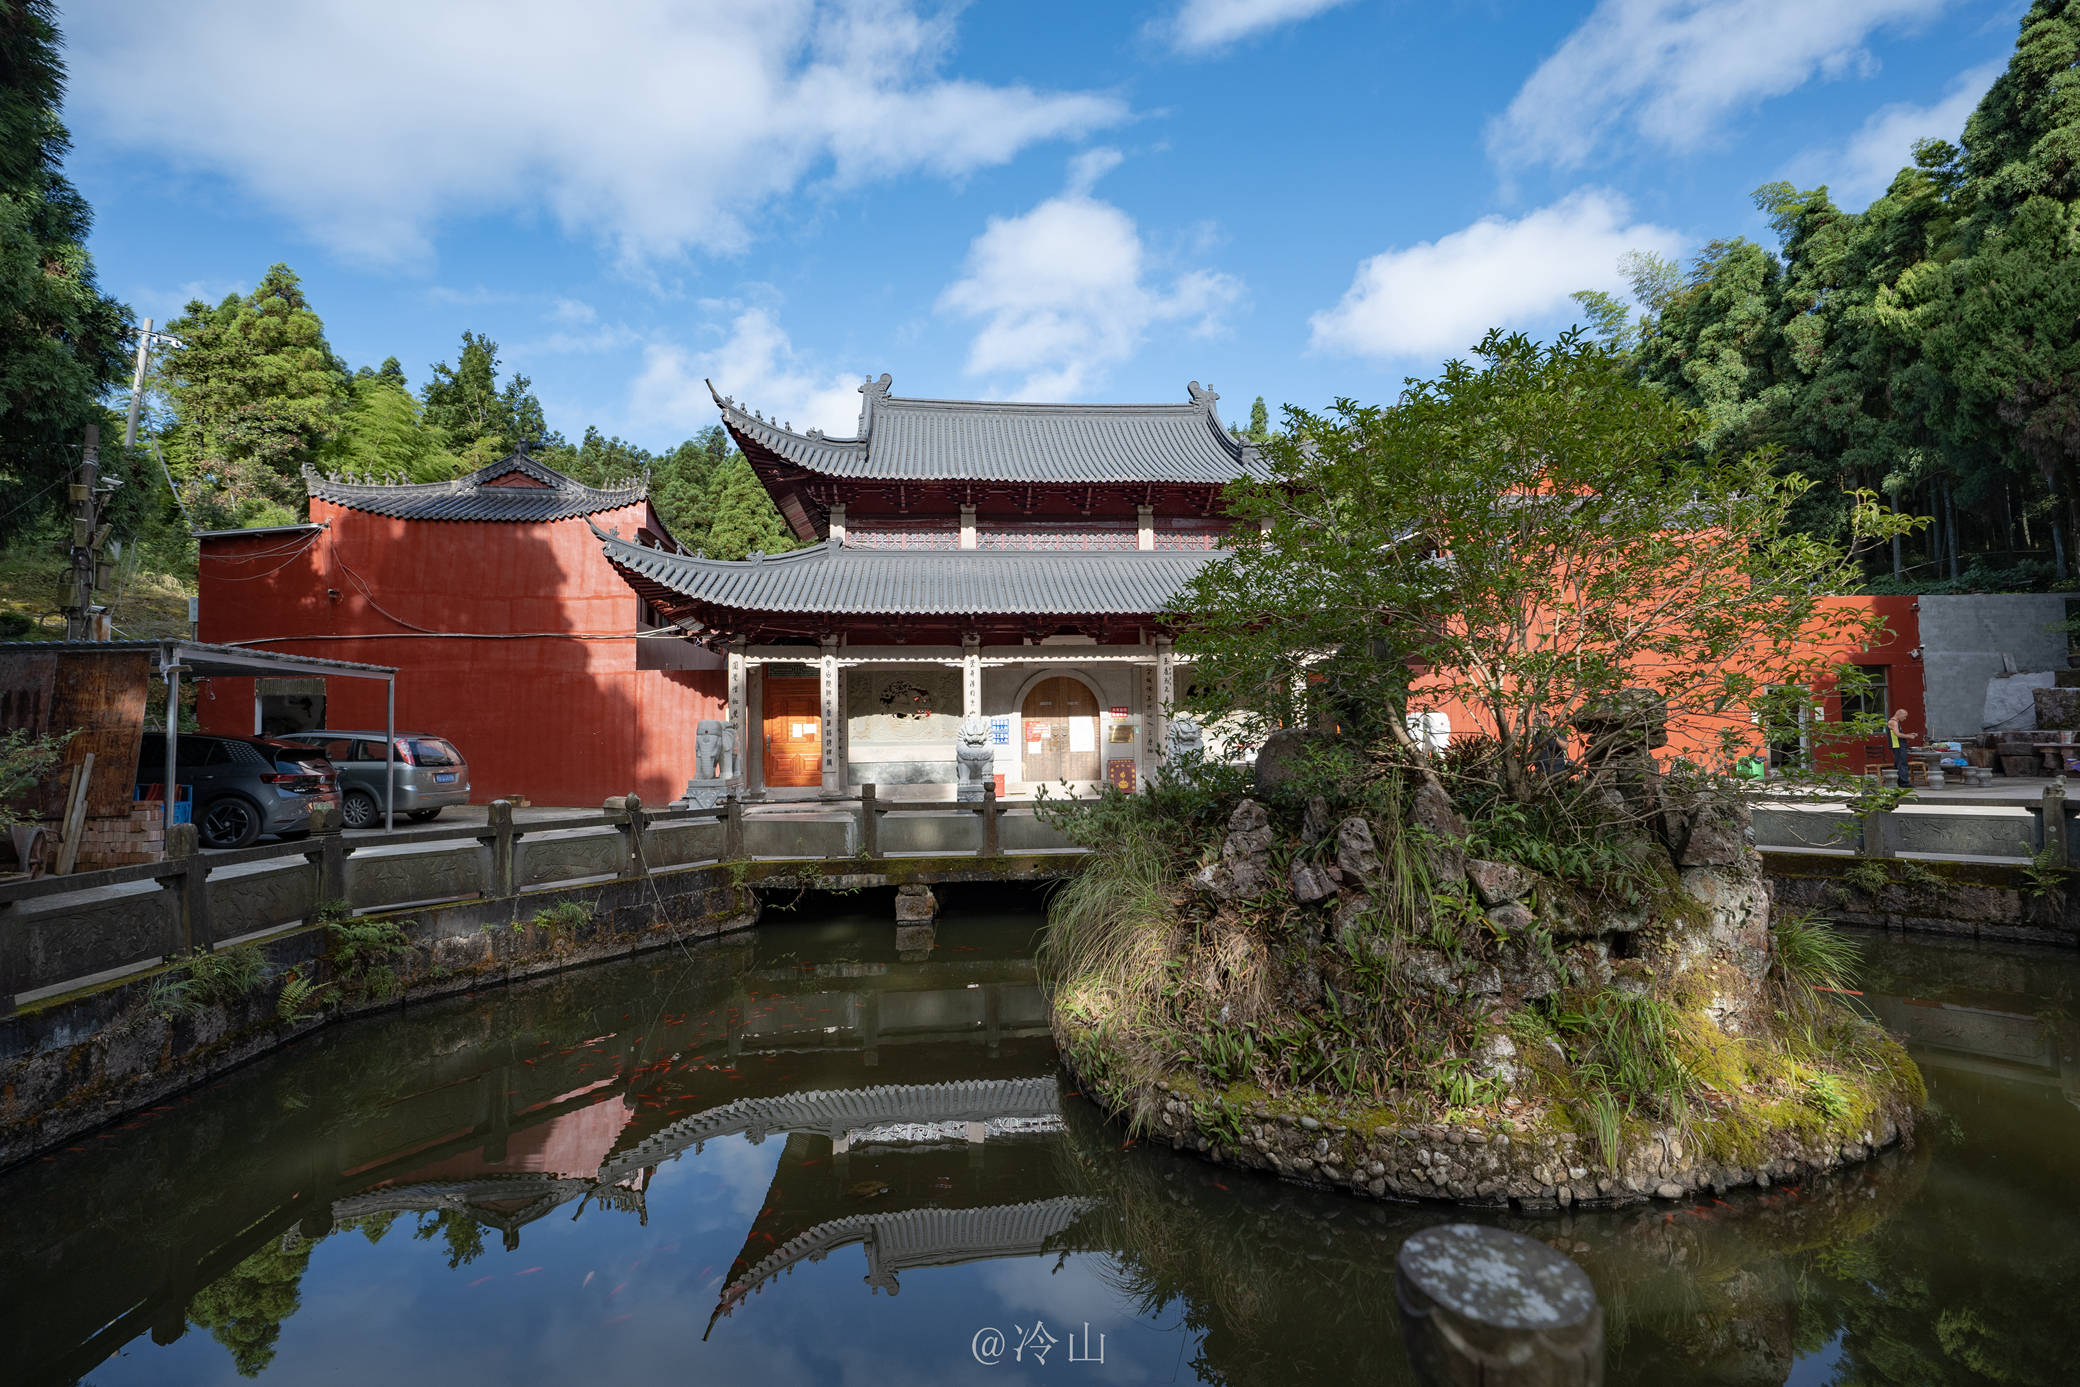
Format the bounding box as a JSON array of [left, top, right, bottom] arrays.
[[514, 829, 622, 888]]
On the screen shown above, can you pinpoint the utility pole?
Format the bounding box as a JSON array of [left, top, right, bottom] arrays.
[[123, 316, 153, 450], [60, 425, 120, 641]]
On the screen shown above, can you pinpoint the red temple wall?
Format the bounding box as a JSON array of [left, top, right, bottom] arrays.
[[1403, 594, 1924, 770], [196, 501, 722, 807]]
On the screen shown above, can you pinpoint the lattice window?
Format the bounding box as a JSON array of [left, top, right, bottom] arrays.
[[978, 526, 1135, 550], [848, 523, 957, 549], [1154, 517, 1229, 551]]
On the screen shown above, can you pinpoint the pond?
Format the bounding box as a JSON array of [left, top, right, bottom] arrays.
[[3, 888, 2075, 1386]]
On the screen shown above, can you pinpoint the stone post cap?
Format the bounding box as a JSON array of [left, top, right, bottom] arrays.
[[486, 799, 514, 823], [1396, 1224, 1599, 1332], [309, 803, 343, 833]]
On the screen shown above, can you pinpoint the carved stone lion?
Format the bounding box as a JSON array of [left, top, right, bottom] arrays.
[[1165, 714, 1205, 761], [955, 715, 994, 801]]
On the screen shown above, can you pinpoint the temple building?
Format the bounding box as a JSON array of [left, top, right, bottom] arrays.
[[194, 450, 724, 806], [596, 374, 1259, 800]]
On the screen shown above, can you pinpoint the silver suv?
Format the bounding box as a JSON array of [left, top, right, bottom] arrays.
[[281, 731, 472, 829]]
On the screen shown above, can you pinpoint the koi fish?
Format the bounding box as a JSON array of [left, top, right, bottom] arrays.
[[469, 1276, 495, 1287]]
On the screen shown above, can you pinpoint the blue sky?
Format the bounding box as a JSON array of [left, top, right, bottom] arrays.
[[59, 0, 2029, 453]]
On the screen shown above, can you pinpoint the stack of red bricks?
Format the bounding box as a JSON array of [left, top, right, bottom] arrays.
[[70, 803, 168, 869]]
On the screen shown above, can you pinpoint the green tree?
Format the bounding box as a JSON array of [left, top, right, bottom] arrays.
[[1174, 331, 1910, 798], [538, 423, 652, 488], [318, 359, 463, 483], [420, 332, 547, 467], [163, 265, 348, 527], [699, 454, 798, 560], [647, 424, 731, 541], [1584, 3, 2080, 589], [185, 1232, 316, 1377], [0, 0, 132, 542]]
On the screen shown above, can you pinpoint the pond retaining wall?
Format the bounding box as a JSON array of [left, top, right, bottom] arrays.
[[0, 793, 1081, 1171]]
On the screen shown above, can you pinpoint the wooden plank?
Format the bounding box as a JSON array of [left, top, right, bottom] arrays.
[[49, 649, 150, 818], [55, 752, 94, 875]]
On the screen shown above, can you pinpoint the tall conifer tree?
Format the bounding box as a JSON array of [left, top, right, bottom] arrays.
[[0, 0, 130, 541]]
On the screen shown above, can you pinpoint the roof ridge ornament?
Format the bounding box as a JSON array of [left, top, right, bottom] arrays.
[[1187, 380, 1219, 412], [857, 371, 893, 438]]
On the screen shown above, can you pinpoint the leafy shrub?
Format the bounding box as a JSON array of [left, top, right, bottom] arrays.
[[1, 728, 70, 830], [324, 918, 415, 1002]]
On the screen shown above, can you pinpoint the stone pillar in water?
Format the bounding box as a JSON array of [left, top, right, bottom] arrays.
[[1395, 1223, 1603, 1386]]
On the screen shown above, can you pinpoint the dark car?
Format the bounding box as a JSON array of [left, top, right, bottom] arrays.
[[137, 733, 341, 849], [277, 731, 471, 829]]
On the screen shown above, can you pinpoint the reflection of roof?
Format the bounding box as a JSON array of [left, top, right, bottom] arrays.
[[714, 376, 1263, 486], [302, 451, 647, 523], [601, 1076, 1060, 1180], [720, 1196, 1101, 1305], [332, 1173, 594, 1227], [595, 529, 1215, 618]]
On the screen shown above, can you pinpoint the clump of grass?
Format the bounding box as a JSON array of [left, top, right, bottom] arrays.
[[148, 943, 267, 1019], [1551, 987, 1696, 1114], [1039, 811, 1177, 1023], [1770, 911, 1862, 1002], [1574, 1085, 1626, 1169], [526, 898, 595, 943]]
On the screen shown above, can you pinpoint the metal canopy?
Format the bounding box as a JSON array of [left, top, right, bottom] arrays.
[[3, 640, 401, 834], [0, 639, 397, 682]]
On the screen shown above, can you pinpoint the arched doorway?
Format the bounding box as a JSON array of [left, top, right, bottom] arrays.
[[1020, 676, 1101, 784]]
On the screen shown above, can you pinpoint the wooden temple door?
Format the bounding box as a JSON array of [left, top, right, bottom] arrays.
[[762, 677, 822, 788], [1020, 677, 1101, 784]]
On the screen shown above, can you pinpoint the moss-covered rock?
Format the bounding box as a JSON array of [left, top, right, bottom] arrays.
[[1042, 769, 1924, 1210]]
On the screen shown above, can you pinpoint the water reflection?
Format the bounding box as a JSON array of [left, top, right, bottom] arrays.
[[1, 907, 2074, 1386]]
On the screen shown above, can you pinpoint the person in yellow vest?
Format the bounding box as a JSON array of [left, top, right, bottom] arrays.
[[1887, 708, 1913, 787]]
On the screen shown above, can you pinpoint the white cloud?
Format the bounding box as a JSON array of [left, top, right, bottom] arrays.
[[64, 0, 1126, 266], [1308, 189, 1684, 361], [632, 307, 862, 438], [1784, 59, 2000, 207], [1157, 0, 1357, 53], [938, 153, 1242, 398], [1489, 0, 1955, 170]]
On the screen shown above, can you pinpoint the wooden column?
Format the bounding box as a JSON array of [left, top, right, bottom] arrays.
[[959, 504, 977, 549], [820, 634, 842, 797], [828, 501, 847, 545], [1137, 504, 1154, 550]]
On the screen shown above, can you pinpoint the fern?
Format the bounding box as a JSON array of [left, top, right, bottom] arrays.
[[275, 966, 334, 1023]]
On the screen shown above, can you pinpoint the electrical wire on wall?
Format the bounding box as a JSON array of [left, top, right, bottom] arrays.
[[217, 531, 700, 646]]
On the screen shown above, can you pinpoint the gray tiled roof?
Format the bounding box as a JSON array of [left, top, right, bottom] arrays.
[[303, 452, 647, 522], [712, 375, 1264, 485], [596, 529, 1215, 617]]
